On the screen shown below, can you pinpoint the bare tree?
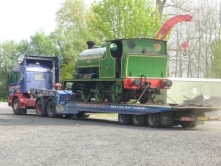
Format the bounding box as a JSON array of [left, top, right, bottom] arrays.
[[156, 0, 167, 16], [162, 0, 220, 78]]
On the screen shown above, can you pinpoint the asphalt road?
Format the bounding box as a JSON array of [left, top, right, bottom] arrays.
[[1, 102, 221, 166]]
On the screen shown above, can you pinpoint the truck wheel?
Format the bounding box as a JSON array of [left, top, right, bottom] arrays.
[[47, 100, 56, 118], [12, 98, 22, 115], [118, 114, 131, 125], [147, 113, 161, 128], [132, 115, 145, 126], [36, 99, 47, 117]]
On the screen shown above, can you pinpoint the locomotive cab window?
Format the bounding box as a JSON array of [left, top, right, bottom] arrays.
[[110, 41, 123, 58], [110, 40, 123, 78]]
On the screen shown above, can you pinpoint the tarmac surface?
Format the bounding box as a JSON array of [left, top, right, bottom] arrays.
[[1, 102, 221, 166]]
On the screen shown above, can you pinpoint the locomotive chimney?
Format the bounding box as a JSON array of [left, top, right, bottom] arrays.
[[86, 41, 95, 49]]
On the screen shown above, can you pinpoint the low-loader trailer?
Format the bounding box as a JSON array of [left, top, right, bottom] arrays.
[[8, 55, 221, 128]]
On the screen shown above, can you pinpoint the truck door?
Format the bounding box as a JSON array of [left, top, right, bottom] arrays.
[[8, 71, 22, 94]]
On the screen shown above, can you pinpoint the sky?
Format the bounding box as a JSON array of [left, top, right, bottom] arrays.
[[0, 0, 93, 42]]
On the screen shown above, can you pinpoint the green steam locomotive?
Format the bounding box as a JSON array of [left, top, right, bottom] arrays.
[[64, 38, 172, 103]]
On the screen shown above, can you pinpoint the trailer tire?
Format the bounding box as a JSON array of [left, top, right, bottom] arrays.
[[12, 98, 22, 115], [46, 100, 57, 118], [132, 115, 145, 126], [147, 113, 161, 128], [181, 122, 197, 128], [190, 123, 197, 128], [118, 114, 131, 125], [36, 99, 47, 117]]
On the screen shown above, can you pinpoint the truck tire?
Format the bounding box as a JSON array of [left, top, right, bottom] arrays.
[[147, 113, 161, 128], [36, 99, 47, 117], [46, 100, 57, 118], [132, 115, 145, 126], [118, 114, 131, 125], [12, 98, 22, 115]]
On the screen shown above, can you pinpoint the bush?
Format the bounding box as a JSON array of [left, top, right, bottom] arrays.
[[0, 98, 7, 102]]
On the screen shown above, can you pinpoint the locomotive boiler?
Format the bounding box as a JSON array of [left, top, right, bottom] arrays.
[[64, 38, 172, 103]]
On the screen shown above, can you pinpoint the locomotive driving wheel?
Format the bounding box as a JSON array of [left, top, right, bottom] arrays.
[[94, 82, 105, 102], [111, 81, 123, 103], [82, 93, 91, 102], [81, 82, 91, 102]]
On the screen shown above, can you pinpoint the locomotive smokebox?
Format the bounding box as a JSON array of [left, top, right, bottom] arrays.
[[86, 41, 95, 49]]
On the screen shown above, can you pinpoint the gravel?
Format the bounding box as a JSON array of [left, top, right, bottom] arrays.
[[1, 102, 221, 166]]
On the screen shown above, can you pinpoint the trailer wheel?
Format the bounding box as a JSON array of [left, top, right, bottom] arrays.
[[181, 122, 197, 128], [36, 99, 47, 117], [132, 115, 145, 126], [147, 113, 161, 128], [47, 100, 56, 118], [190, 123, 197, 128], [12, 98, 22, 115], [118, 114, 131, 125]]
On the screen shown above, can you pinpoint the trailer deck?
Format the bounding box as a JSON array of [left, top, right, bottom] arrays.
[[33, 89, 221, 128]]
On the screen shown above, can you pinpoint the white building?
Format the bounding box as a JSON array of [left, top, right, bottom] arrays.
[[155, 78, 221, 104]]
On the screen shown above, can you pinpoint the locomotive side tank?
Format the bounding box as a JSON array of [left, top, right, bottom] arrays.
[[64, 38, 172, 103]]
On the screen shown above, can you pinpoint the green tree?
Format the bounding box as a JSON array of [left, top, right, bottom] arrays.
[[29, 31, 60, 56], [89, 0, 163, 40], [0, 41, 20, 100], [55, 0, 95, 80], [211, 39, 221, 78], [16, 31, 60, 57]]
